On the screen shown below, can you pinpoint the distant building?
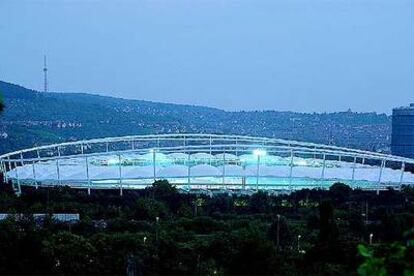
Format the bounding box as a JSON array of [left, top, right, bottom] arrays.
[[0, 213, 80, 223], [391, 103, 414, 158]]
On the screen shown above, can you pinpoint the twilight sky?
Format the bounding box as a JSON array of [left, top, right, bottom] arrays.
[[0, 0, 413, 113]]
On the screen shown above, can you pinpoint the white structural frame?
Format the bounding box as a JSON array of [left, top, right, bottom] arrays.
[[1, 133, 414, 195]]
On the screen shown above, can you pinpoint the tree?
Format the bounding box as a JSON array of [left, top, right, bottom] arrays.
[[91, 232, 150, 275], [135, 198, 168, 220], [148, 180, 177, 200], [228, 230, 276, 275], [0, 218, 22, 273], [319, 200, 338, 243], [329, 182, 352, 203], [249, 191, 271, 213], [358, 229, 414, 276], [146, 180, 184, 213], [204, 194, 233, 214], [42, 231, 98, 274]]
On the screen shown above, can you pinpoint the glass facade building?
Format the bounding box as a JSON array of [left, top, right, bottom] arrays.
[[392, 104, 414, 158]]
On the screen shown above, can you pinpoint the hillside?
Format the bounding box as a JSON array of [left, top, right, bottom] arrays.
[[0, 81, 390, 154]]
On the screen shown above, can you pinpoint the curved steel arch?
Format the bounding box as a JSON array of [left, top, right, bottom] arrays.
[[1, 133, 412, 161], [1, 133, 413, 195]]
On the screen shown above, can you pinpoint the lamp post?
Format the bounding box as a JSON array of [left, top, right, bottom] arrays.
[[297, 235, 302, 252], [363, 201, 369, 226], [155, 216, 160, 242], [369, 233, 373, 245], [276, 214, 280, 252]]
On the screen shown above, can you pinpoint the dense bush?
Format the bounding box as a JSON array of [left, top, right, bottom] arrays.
[[0, 179, 413, 275]]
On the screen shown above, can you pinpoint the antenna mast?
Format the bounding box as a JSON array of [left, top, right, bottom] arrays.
[[43, 55, 48, 92]]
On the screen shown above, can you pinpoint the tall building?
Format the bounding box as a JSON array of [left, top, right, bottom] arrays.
[[391, 103, 414, 158]]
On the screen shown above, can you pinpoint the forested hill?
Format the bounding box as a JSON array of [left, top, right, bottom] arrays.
[[0, 80, 390, 154]]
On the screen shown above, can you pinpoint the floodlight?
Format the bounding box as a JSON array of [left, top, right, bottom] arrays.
[[253, 149, 267, 157], [107, 158, 119, 166]]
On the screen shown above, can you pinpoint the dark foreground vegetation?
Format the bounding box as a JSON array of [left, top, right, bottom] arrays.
[[0, 179, 413, 275]]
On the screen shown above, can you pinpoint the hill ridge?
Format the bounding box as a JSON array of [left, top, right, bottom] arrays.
[[0, 80, 390, 154]]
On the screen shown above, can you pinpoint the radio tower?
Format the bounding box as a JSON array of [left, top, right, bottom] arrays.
[[43, 55, 48, 92]]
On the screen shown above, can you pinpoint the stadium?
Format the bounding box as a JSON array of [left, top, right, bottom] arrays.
[[1, 133, 414, 195]]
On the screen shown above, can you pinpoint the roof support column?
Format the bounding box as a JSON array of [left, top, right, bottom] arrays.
[[0, 160, 6, 183], [15, 161, 21, 196], [242, 163, 246, 190], [86, 156, 90, 195], [118, 154, 123, 196], [187, 153, 191, 185], [57, 147, 61, 186], [5, 157, 11, 183], [20, 152, 24, 166], [321, 154, 326, 189], [377, 159, 385, 195], [34, 150, 40, 187], [3, 161, 7, 182], [56, 158, 61, 185], [351, 156, 357, 181], [152, 150, 156, 183], [0, 160, 4, 182], [289, 149, 294, 192], [399, 162, 405, 191], [32, 161, 38, 189], [256, 153, 260, 191], [223, 151, 226, 190]]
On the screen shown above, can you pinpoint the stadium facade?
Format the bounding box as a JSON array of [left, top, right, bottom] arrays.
[[1, 134, 414, 195]]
